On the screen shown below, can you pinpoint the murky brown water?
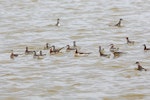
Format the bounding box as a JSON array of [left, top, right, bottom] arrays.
[[0, 0, 150, 100]]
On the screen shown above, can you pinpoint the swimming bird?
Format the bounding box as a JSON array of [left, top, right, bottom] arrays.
[[99, 46, 110, 58], [115, 18, 123, 27], [33, 51, 45, 59], [66, 41, 78, 52], [49, 45, 64, 54], [74, 49, 91, 57], [49, 47, 55, 55], [112, 51, 125, 58], [39, 51, 46, 56], [55, 18, 60, 26], [38, 51, 46, 59], [126, 37, 134, 45], [44, 43, 51, 50], [109, 44, 119, 52], [33, 51, 39, 58], [10, 50, 19, 59], [25, 46, 34, 55], [73, 41, 77, 47], [51, 45, 64, 53], [135, 62, 147, 71], [66, 45, 76, 52], [143, 44, 150, 51]]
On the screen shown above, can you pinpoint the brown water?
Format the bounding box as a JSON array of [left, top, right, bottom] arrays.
[[0, 0, 150, 100]]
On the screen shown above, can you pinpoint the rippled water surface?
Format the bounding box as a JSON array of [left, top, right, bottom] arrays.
[[0, 0, 150, 100]]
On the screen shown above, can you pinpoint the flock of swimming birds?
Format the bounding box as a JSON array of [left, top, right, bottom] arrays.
[[10, 18, 149, 72]]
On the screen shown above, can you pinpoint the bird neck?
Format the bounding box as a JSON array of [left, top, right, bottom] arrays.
[[144, 45, 146, 50], [73, 42, 76, 47]]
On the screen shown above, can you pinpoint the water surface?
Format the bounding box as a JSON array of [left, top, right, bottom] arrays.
[[0, 0, 150, 100]]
